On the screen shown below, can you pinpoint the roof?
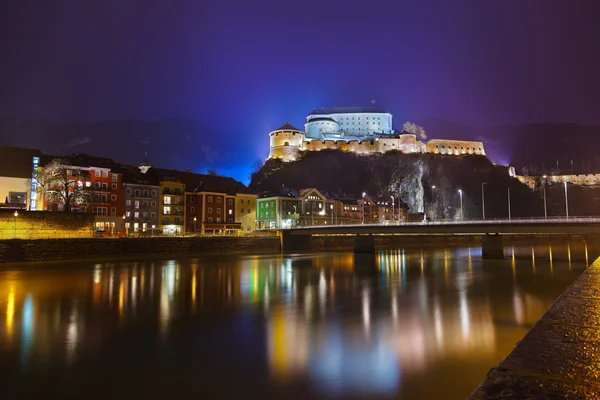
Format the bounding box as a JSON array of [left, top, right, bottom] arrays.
[[306, 117, 338, 123], [309, 106, 388, 115], [176, 170, 254, 195], [273, 122, 302, 132]]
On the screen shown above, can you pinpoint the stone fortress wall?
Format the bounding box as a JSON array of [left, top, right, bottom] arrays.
[[517, 174, 600, 188], [268, 126, 487, 162]]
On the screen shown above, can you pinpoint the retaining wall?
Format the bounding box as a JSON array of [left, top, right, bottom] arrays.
[[0, 210, 94, 240], [0, 236, 281, 263]]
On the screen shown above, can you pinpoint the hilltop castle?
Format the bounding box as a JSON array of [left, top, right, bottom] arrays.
[[268, 106, 486, 162]]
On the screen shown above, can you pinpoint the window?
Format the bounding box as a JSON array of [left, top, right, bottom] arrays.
[[228, 218, 233, 223], [208, 196, 213, 203], [134, 212, 139, 218], [111, 207, 116, 216], [143, 201, 148, 207], [126, 211, 131, 217], [175, 188, 181, 195], [246, 226, 251, 232], [135, 189, 140, 197], [93, 207, 107, 216], [216, 208, 221, 214], [86, 181, 91, 187], [112, 183, 117, 190], [135, 200, 140, 208], [101, 194, 107, 203], [126, 200, 131, 206], [174, 217, 181, 225], [190, 197, 195, 203], [152, 191, 156, 197], [111, 194, 117, 201], [95, 170, 100, 177], [151, 212, 156, 218], [102, 171, 108, 178], [228, 209, 232, 215], [95, 182, 101, 189], [247, 208, 251, 213], [228, 199, 233, 205], [241, 208, 245, 214], [143, 190, 148, 197], [217, 197, 222, 203], [102, 183, 108, 191], [216, 217, 221, 223], [112, 174, 118, 182], [240, 199, 244, 204], [126, 188, 131, 195], [191, 207, 195, 213], [164, 217, 170, 224], [151, 201, 156, 207], [208, 207, 213, 213], [163, 206, 171, 214], [164, 196, 171, 205], [208, 217, 213, 222]]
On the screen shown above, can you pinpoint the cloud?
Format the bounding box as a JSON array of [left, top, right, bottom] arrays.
[[66, 136, 91, 147]]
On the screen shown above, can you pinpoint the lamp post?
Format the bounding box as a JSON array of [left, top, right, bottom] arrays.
[[122, 214, 126, 237], [458, 189, 463, 220], [193, 216, 197, 234], [391, 195, 395, 225], [330, 203, 334, 225], [564, 181, 569, 219], [13, 210, 18, 239], [362, 192, 366, 224], [481, 182, 487, 220], [508, 188, 512, 221], [542, 175, 548, 219]]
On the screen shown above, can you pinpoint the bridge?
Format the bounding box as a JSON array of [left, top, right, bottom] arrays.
[[274, 217, 600, 258]]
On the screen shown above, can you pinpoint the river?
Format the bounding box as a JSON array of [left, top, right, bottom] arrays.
[[0, 241, 592, 399]]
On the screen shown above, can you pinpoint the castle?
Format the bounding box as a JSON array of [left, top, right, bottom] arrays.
[[268, 106, 486, 162]]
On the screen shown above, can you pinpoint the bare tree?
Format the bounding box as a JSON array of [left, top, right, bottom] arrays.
[[35, 158, 93, 212]]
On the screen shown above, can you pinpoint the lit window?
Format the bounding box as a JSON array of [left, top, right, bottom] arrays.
[[95, 170, 100, 177], [164, 196, 171, 204], [228, 209, 232, 215]]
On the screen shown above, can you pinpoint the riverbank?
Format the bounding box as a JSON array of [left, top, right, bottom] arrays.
[[0, 236, 281, 263], [470, 256, 600, 398]]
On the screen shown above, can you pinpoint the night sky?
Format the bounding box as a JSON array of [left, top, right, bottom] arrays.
[[1, 0, 600, 182]]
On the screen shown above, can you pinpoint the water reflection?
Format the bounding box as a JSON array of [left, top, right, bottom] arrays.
[[0, 240, 594, 399]]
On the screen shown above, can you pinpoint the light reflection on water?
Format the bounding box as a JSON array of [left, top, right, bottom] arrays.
[[0, 241, 593, 399]]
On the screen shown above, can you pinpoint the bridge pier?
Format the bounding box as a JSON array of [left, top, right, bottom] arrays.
[[279, 231, 312, 253], [482, 234, 505, 259], [354, 235, 376, 254]]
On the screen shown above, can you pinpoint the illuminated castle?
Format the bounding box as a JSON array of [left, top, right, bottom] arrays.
[[268, 106, 486, 162]]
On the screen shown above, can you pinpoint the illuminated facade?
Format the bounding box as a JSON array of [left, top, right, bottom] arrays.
[[268, 107, 486, 162]]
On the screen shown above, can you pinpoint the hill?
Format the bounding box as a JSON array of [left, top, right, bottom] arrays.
[[250, 150, 600, 220]]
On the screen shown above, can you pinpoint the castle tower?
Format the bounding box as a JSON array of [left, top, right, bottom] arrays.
[[268, 123, 304, 162]]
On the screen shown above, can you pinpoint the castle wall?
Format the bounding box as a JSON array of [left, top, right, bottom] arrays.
[[426, 139, 485, 155], [268, 128, 304, 161], [517, 174, 600, 189]]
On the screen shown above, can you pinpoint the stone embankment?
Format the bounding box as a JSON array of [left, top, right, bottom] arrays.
[[0, 237, 281, 263], [471, 258, 600, 398]]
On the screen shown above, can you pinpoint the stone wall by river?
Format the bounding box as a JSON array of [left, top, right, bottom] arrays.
[[0, 236, 281, 263]]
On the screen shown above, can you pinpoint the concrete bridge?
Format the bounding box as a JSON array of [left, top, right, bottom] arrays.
[[274, 217, 600, 258]]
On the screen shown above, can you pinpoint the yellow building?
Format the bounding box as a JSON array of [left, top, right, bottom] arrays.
[[158, 174, 186, 235], [236, 192, 257, 235]]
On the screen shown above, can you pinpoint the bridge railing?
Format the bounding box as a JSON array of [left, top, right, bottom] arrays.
[[257, 216, 600, 231]]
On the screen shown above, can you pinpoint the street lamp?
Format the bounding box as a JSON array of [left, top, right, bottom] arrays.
[[362, 192, 366, 224], [564, 181, 569, 219], [391, 195, 395, 225], [193, 216, 197, 234], [458, 189, 463, 220], [13, 210, 18, 239], [508, 188, 513, 221], [481, 182, 487, 220], [122, 214, 126, 236], [542, 175, 548, 219], [330, 203, 334, 225]]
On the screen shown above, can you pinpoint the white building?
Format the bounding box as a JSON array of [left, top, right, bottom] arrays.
[[305, 106, 394, 140]]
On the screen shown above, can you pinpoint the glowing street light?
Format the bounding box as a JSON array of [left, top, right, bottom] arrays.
[[193, 216, 197, 233], [458, 189, 463, 220], [391, 195, 395, 225], [13, 210, 18, 239], [542, 175, 548, 219], [362, 192, 366, 224], [564, 181, 569, 219], [122, 214, 126, 237]]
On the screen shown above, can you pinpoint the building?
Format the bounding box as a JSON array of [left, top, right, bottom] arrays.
[[36, 153, 124, 235], [155, 170, 186, 236], [268, 107, 486, 162], [298, 188, 345, 226], [257, 195, 301, 229], [0, 146, 41, 211], [122, 163, 160, 236], [181, 171, 255, 236]]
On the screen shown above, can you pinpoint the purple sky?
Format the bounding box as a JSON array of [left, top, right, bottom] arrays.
[[1, 0, 600, 181]]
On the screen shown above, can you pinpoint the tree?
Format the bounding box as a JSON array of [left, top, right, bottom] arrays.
[[35, 158, 93, 212], [402, 121, 427, 140], [207, 169, 218, 176]]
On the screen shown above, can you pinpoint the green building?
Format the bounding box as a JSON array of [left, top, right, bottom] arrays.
[[257, 196, 301, 229]]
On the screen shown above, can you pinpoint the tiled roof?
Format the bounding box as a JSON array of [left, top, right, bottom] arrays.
[[309, 106, 388, 115], [273, 122, 302, 132]]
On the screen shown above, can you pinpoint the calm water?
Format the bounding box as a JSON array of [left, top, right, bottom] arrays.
[[0, 243, 592, 399]]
